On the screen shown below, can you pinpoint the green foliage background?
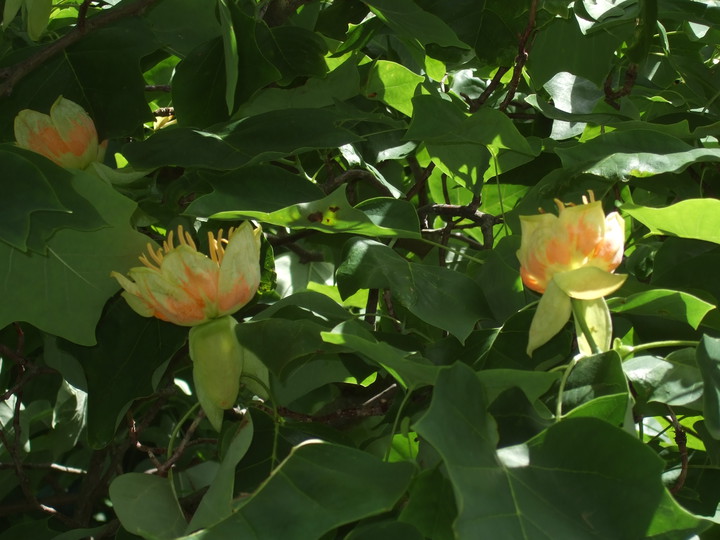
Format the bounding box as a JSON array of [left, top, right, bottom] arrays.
[[2, 0, 720, 537]]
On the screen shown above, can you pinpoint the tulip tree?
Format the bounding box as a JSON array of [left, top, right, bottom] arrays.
[[3, 0, 720, 537]]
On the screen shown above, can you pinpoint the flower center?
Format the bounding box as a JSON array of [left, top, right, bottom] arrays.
[[138, 225, 237, 270]]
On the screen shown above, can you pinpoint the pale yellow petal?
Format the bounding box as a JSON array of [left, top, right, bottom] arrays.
[[527, 279, 572, 356], [553, 267, 627, 300], [127, 266, 207, 326], [217, 223, 261, 315], [592, 211, 625, 271]]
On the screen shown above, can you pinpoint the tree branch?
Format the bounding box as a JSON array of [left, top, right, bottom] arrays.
[[0, 0, 163, 96]]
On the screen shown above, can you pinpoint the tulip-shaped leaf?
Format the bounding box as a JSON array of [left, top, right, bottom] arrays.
[[185, 442, 414, 538], [414, 362, 708, 538]]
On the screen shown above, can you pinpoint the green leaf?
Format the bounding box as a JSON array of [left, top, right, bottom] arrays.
[[398, 468, 456, 540], [123, 108, 362, 170], [145, 0, 221, 56], [259, 25, 328, 84], [217, 0, 239, 115], [0, 147, 68, 251], [623, 351, 703, 409], [366, 60, 424, 116], [188, 414, 254, 532], [26, 0, 51, 41], [363, 0, 469, 49], [526, 14, 623, 87], [236, 56, 361, 117], [477, 369, 560, 406], [171, 38, 231, 128], [110, 473, 187, 540], [474, 235, 526, 322], [346, 521, 423, 540], [235, 318, 328, 377], [623, 199, 720, 245], [556, 131, 720, 179], [608, 289, 715, 329], [183, 442, 414, 538], [696, 335, 720, 439], [186, 166, 324, 217], [212, 189, 421, 239], [322, 320, 439, 388], [0, 172, 154, 345], [336, 239, 490, 341], [414, 362, 707, 538], [557, 351, 628, 415], [60, 300, 187, 448], [417, 0, 529, 65]]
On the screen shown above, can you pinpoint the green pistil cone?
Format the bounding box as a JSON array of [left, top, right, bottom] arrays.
[[189, 316, 243, 431]]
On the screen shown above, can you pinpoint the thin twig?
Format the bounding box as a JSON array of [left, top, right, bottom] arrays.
[[465, 66, 511, 112], [405, 156, 434, 203], [365, 289, 379, 328], [604, 64, 638, 109], [667, 408, 689, 495], [152, 106, 175, 117], [381, 290, 403, 333], [156, 410, 206, 476], [0, 462, 86, 474], [76, 0, 93, 30], [499, 0, 539, 111], [146, 85, 172, 93]]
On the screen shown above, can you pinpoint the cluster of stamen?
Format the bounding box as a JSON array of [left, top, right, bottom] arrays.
[[139, 225, 236, 271], [539, 190, 596, 214]]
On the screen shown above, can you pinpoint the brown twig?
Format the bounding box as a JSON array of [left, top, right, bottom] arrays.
[[381, 290, 403, 333], [152, 106, 175, 117], [405, 156, 434, 204], [364, 288, 379, 328], [0, 0, 163, 96], [418, 203, 500, 249], [465, 66, 511, 113], [323, 168, 395, 200], [146, 85, 172, 93], [256, 398, 391, 424], [156, 410, 206, 476], [499, 0, 539, 111], [76, 0, 93, 30], [604, 64, 638, 109], [667, 408, 689, 495]]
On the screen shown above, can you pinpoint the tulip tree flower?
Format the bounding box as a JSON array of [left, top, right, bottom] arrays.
[[112, 223, 266, 430], [517, 192, 626, 357], [14, 96, 106, 170]]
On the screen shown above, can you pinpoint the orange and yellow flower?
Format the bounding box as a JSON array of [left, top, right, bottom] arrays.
[[517, 192, 626, 356], [112, 223, 263, 430], [14, 96, 106, 170], [111, 223, 261, 326]]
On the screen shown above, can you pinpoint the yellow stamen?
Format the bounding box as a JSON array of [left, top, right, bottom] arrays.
[[139, 242, 165, 271]]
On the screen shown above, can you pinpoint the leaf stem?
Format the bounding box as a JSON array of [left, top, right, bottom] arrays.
[[621, 340, 699, 358], [571, 299, 600, 355], [555, 358, 578, 422], [384, 387, 414, 462]]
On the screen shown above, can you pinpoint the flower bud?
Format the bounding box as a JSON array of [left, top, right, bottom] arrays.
[[14, 96, 106, 170], [189, 316, 244, 431]]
